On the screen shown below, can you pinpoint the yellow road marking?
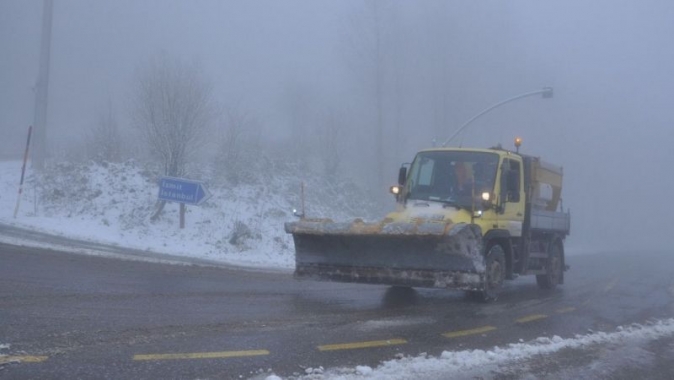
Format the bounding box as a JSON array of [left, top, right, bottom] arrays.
[[317, 339, 407, 352], [556, 307, 576, 314], [133, 350, 269, 361], [582, 278, 621, 305], [0, 355, 48, 364], [516, 314, 548, 323], [443, 326, 497, 338]]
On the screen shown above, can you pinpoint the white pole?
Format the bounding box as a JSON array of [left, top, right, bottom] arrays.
[[33, 0, 53, 169]]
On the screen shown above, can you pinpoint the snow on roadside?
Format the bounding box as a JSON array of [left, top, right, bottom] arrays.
[[259, 318, 674, 380], [0, 160, 382, 270]]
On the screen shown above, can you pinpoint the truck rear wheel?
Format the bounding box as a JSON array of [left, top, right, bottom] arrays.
[[536, 242, 563, 290]]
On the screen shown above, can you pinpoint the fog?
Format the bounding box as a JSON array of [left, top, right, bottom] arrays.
[[2, 1, 673, 253]]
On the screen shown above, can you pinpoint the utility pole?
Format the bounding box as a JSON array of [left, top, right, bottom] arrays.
[[33, 0, 53, 169]]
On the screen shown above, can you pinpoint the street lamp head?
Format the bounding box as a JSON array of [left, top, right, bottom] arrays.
[[542, 87, 554, 99]]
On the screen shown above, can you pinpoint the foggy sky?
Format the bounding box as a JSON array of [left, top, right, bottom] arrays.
[[2, 0, 673, 252]]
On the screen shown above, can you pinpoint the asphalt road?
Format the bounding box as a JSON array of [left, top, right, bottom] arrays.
[[1, 242, 673, 379]]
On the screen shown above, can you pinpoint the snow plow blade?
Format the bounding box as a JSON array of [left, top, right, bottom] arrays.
[[285, 220, 485, 290]]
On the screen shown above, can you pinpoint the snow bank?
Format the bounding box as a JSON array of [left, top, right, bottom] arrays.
[[280, 318, 674, 380], [0, 160, 383, 270]]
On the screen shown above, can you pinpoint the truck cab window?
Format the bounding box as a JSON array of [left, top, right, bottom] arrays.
[[503, 159, 521, 202], [407, 151, 499, 207]]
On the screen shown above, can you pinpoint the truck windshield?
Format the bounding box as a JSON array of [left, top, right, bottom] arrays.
[[405, 151, 499, 207]]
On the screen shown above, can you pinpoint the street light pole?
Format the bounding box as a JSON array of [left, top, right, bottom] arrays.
[[441, 87, 553, 147]]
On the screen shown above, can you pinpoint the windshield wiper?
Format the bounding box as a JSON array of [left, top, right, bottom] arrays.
[[426, 197, 461, 210]]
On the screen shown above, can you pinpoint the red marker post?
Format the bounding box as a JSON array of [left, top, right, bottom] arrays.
[[13, 126, 33, 218]]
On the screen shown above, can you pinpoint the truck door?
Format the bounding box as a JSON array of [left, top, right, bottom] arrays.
[[498, 158, 525, 237]]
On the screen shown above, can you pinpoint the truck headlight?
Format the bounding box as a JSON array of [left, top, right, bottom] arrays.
[[481, 192, 490, 201], [390, 185, 401, 195]]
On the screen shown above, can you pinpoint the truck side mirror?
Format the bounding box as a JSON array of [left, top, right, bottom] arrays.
[[398, 166, 407, 186], [392, 164, 410, 203]]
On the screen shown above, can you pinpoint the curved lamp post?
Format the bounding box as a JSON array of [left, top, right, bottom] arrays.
[[441, 87, 553, 147]]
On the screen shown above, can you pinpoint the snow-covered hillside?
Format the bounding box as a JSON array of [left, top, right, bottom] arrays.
[[0, 159, 387, 269]]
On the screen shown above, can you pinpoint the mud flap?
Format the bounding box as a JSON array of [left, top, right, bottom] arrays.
[[286, 220, 485, 290]]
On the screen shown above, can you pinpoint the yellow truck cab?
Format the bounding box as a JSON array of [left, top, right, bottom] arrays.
[[389, 141, 570, 297]]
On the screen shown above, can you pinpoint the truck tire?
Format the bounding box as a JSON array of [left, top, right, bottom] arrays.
[[467, 244, 505, 302], [536, 242, 563, 290]]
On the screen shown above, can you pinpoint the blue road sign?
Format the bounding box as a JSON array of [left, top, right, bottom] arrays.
[[158, 177, 211, 206]]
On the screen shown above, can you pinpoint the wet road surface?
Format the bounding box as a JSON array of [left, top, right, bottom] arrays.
[[1, 242, 673, 379]]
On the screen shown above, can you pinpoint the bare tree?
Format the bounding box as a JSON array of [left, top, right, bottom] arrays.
[[344, 0, 398, 190], [425, 13, 458, 145], [282, 81, 317, 169], [132, 53, 216, 178], [316, 108, 345, 178], [216, 105, 261, 185], [131, 53, 217, 219], [87, 96, 122, 163]]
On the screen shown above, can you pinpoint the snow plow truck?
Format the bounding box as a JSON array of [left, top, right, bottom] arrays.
[[285, 139, 570, 301]]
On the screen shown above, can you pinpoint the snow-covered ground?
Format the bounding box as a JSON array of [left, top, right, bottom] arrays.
[[3, 159, 673, 379], [0, 159, 383, 270]]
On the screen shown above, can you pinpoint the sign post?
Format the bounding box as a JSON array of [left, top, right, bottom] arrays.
[[157, 177, 211, 228], [14, 126, 33, 218]]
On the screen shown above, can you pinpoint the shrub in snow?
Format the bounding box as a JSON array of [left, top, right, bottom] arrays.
[[229, 221, 257, 248]]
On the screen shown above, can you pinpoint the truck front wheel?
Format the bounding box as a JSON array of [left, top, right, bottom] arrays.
[[536, 242, 563, 290], [480, 244, 506, 302]]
